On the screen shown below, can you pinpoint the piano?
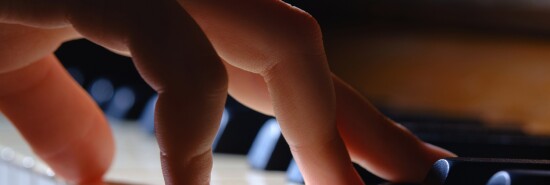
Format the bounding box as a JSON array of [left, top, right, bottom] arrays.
[[3, 0, 550, 184], [2, 101, 550, 185]]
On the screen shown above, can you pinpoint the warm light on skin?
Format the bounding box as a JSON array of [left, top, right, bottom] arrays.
[[0, 56, 115, 184], [0, 0, 454, 184]]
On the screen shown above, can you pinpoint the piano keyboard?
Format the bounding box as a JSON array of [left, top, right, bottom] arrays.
[[423, 158, 550, 185], [0, 146, 64, 185], [0, 117, 293, 185], [3, 104, 550, 185]]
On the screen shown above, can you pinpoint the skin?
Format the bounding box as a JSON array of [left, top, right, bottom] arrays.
[[0, 0, 455, 184]]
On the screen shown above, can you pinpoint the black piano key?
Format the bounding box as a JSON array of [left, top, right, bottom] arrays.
[[104, 86, 136, 119], [286, 159, 386, 184], [247, 119, 292, 171], [380, 110, 484, 126], [138, 95, 157, 134], [400, 121, 524, 136], [413, 129, 550, 160], [212, 97, 271, 154], [487, 170, 550, 185], [397, 118, 550, 160], [354, 163, 387, 184], [426, 137, 550, 160], [122, 85, 155, 120], [57, 39, 156, 120], [87, 77, 115, 108], [287, 160, 303, 183], [285, 119, 550, 185], [379, 108, 534, 158], [66, 67, 85, 85], [138, 96, 233, 136], [423, 158, 550, 185], [212, 109, 230, 148], [56, 40, 141, 88]]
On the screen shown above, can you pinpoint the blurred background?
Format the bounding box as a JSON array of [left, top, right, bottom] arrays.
[[308, 0, 550, 135]]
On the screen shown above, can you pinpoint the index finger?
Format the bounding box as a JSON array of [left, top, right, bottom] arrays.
[[182, 1, 364, 184]]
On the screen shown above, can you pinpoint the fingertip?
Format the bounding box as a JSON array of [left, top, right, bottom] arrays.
[[289, 133, 365, 185], [392, 143, 456, 183], [40, 116, 114, 183], [424, 143, 457, 159], [0, 55, 115, 183], [421, 143, 457, 169], [332, 76, 456, 183]]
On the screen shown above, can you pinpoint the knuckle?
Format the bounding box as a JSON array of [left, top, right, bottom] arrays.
[[279, 4, 323, 42], [67, 0, 131, 46]]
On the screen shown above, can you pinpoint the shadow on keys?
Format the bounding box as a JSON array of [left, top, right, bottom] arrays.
[[252, 109, 550, 185]]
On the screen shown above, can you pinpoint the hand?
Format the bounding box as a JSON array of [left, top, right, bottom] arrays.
[[0, 0, 454, 184]]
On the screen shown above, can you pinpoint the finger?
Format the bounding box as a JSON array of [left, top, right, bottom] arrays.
[[67, 0, 229, 184], [333, 76, 456, 182], [223, 61, 271, 115], [127, 2, 228, 183], [224, 65, 454, 182], [0, 55, 114, 183], [3, 0, 228, 183], [182, 1, 363, 184], [0, 23, 79, 73]]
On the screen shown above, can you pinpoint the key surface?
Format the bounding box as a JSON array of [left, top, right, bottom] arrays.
[[138, 95, 157, 134], [423, 158, 550, 185], [248, 119, 292, 171], [105, 86, 136, 119], [213, 97, 271, 154], [487, 170, 550, 185], [285, 118, 550, 184]]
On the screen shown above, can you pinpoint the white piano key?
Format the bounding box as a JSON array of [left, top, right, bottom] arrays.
[[0, 145, 66, 185], [36, 176, 57, 185], [0, 162, 8, 185], [15, 168, 32, 185]]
